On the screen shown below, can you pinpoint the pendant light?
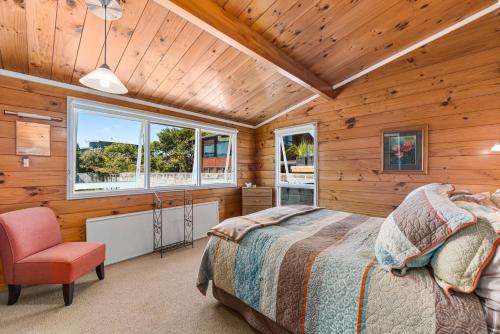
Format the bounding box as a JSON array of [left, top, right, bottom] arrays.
[[80, 0, 128, 95]]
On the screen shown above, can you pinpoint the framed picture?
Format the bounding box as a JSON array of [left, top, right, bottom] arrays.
[[380, 125, 428, 174]]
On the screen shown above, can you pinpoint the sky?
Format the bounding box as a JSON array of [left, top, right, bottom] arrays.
[[77, 113, 172, 148]]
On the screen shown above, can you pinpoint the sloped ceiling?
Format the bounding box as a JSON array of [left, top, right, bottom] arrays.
[[0, 0, 495, 126]]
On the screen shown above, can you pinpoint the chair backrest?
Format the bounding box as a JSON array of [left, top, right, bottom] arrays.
[[0, 207, 62, 283]]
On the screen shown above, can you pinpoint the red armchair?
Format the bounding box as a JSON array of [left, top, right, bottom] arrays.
[[0, 207, 105, 306]]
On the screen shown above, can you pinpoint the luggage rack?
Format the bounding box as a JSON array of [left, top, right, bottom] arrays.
[[153, 190, 194, 258]]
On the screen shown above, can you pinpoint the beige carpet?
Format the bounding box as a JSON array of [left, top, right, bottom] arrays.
[[0, 238, 257, 334]]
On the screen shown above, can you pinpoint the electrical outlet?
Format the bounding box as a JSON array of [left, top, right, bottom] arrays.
[[23, 158, 30, 168]]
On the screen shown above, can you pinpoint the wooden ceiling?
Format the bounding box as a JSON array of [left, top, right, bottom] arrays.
[[213, 0, 496, 85], [0, 0, 495, 126]]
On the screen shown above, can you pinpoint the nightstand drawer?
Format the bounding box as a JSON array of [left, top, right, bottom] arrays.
[[243, 187, 272, 198], [243, 196, 272, 206]]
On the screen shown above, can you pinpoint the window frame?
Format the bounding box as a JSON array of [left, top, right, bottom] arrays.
[[67, 97, 238, 200], [274, 123, 318, 207]]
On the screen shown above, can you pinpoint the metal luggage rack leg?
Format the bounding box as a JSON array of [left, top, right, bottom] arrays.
[[153, 190, 194, 258]]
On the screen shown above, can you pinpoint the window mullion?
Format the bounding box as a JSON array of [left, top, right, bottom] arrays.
[[195, 128, 201, 186], [223, 137, 231, 182], [144, 120, 151, 190], [135, 123, 144, 187], [233, 135, 237, 185], [69, 109, 78, 197], [280, 136, 292, 183]]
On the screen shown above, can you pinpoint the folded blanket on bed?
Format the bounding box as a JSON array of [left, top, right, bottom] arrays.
[[208, 205, 321, 242], [198, 208, 487, 334]]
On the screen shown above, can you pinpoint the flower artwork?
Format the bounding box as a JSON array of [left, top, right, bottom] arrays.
[[390, 137, 416, 164], [381, 126, 428, 173]]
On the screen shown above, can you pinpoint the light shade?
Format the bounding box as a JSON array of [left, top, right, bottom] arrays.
[[85, 0, 122, 21], [492, 141, 500, 152], [79, 64, 128, 94]]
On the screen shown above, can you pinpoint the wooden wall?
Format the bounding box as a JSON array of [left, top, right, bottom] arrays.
[[255, 11, 500, 217], [0, 77, 256, 288]]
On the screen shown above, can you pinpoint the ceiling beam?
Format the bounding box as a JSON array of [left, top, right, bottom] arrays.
[[153, 0, 337, 100]]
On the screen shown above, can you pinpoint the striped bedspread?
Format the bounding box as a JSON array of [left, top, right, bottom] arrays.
[[197, 208, 487, 333]]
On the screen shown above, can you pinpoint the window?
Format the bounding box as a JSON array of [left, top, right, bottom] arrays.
[[75, 111, 145, 193], [201, 131, 233, 184], [275, 124, 317, 206], [68, 98, 237, 199], [150, 123, 196, 187]]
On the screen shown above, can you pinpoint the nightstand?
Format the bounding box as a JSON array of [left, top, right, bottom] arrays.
[[242, 187, 273, 215]]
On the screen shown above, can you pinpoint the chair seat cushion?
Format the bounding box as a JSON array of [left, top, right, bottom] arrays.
[[14, 242, 105, 284]]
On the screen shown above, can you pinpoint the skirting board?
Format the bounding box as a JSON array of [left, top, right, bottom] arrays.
[[86, 201, 219, 265]]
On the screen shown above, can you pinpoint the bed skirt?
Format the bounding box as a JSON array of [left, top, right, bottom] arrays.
[[213, 285, 290, 334]]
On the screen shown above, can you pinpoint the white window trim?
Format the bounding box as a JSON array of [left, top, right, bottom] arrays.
[[67, 97, 238, 200], [274, 123, 318, 207]]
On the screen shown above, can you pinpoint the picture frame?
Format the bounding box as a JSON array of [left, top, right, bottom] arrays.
[[380, 125, 428, 174]]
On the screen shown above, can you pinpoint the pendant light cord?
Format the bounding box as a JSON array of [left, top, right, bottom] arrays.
[[104, 1, 107, 66]]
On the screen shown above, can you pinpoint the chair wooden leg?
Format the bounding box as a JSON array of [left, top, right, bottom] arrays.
[[96, 262, 105, 280], [62, 283, 74, 306], [7, 285, 21, 305]]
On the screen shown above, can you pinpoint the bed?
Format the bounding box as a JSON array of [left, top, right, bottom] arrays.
[[197, 207, 487, 334]]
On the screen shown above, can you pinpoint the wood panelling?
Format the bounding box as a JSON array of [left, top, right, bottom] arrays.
[[255, 11, 500, 218], [0, 0, 28, 73], [154, 0, 337, 99], [219, 0, 496, 85], [25, 0, 57, 78], [0, 0, 312, 125], [0, 75, 256, 289], [51, 0, 88, 83], [1, 0, 495, 126]]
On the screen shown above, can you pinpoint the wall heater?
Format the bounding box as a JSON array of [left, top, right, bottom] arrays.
[[86, 201, 219, 265]]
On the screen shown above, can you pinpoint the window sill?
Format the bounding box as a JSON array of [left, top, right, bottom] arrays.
[[67, 183, 238, 200]]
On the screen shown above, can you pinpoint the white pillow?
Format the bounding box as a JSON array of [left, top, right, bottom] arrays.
[[476, 222, 500, 308], [477, 257, 500, 310]]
